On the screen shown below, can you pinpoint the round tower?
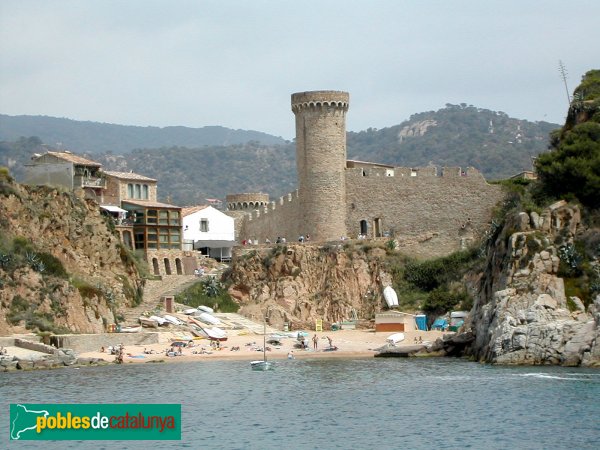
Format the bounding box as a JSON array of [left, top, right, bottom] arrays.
[[291, 90, 349, 241]]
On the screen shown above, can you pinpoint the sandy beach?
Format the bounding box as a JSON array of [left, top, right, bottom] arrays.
[[78, 329, 449, 365]]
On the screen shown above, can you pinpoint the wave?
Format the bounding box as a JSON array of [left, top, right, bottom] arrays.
[[516, 372, 600, 381]]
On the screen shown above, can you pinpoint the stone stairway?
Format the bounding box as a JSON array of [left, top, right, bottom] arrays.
[[120, 275, 197, 325]]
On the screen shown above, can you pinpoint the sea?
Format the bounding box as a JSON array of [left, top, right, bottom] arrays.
[[1, 357, 599, 449]]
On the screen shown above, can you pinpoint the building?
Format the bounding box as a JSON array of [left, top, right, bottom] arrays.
[[24, 151, 106, 201], [24, 151, 194, 276], [182, 205, 235, 261], [102, 170, 158, 205], [234, 91, 506, 258]]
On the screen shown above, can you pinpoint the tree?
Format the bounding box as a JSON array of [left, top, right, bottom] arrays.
[[536, 70, 600, 208]]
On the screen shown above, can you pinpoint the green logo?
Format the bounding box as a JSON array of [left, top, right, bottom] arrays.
[[9, 404, 181, 440]]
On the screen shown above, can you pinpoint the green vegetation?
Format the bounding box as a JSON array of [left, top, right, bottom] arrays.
[[176, 278, 239, 313], [536, 70, 600, 209], [6, 294, 69, 334], [384, 248, 480, 319]]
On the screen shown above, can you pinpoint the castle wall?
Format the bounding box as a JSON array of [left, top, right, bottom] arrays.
[[345, 166, 505, 256], [239, 190, 303, 243]]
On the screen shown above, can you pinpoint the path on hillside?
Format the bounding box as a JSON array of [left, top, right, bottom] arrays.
[[121, 264, 228, 325]]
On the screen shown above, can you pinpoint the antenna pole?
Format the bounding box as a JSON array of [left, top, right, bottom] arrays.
[[558, 60, 571, 106]]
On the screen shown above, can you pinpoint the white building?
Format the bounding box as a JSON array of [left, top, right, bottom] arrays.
[[182, 205, 235, 261]]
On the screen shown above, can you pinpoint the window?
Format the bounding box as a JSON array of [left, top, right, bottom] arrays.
[[127, 184, 134, 198], [159, 210, 169, 225], [134, 184, 141, 199], [200, 219, 209, 232], [142, 184, 148, 199], [147, 209, 158, 224]]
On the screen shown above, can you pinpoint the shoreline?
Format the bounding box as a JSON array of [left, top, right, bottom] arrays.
[[1, 329, 451, 371], [78, 329, 446, 365]]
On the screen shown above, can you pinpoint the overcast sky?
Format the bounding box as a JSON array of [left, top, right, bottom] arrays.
[[1, 1, 599, 140]]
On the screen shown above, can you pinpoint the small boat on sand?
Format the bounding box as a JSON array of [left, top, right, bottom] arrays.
[[149, 315, 168, 326], [139, 317, 158, 328], [386, 333, 405, 345], [163, 314, 184, 326], [118, 325, 142, 333]]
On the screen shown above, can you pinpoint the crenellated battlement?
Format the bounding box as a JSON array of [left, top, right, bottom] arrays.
[[247, 190, 299, 221], [227, 192, 270, 211], [345, 165, 485, 180], [291, 91, 349, 114]]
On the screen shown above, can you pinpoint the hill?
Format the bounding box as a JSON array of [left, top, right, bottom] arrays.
[[0, 114, 287, 154], [0, 106, 559, 205], [346, 104, 558, 181]]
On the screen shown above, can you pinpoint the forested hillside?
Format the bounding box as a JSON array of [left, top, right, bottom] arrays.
[[0, 105, 559, 206], [0, 114, 287, 154], [347, 104, 557, 180]]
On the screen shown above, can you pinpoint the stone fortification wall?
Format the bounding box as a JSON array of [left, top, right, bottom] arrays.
[[346, 166, 505, 257], [50, 332, 161, 353], [240, 190, 303, 243]]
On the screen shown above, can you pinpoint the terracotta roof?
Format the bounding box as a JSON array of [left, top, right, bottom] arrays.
[[103, 171, 157, 182], [122, 200, 180, 209], [181, 205, 209, 217], [44, 151, 102, 167]]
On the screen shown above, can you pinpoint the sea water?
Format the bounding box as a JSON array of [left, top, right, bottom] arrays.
[[1, 358, 599, 449]]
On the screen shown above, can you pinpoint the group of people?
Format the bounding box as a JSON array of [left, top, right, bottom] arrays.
[[102, 344, 125, 364], [299, 334, 333, 351], [0, 346, 8, 355]]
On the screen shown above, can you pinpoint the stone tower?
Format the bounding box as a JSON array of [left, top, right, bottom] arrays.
[[291, 90, 349, 241]]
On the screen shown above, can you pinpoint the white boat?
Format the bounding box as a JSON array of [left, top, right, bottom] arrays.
[[383, 286, 399, 308], [386, 332, 405, 345], [197, 305, 214, 314], [196, 312, 221, 325], [149, 315, 168, 326], [139, 317, 158, 328], [207, 327, 227, 341], [163, 314, 184, 326], [183, 308, 198, 315], [187, 317, 228, 341], [118, 325, 142, 333], [251, 318, 274, 371]]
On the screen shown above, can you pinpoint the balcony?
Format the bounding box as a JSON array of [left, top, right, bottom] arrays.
[[75, 176, 106, 188]]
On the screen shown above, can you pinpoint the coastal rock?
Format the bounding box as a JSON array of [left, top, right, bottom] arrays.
[[226, 244, 386, 329], [465, 203, 600, 367], [0, 182, 143, 335]]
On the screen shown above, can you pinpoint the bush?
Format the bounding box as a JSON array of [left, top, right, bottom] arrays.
[[37, 252, 68, 278], [422, 287, 471, 318], [175, 279, 239, 313]]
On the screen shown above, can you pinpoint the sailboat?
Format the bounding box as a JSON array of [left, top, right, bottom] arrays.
[[250, 318, 274, 371]]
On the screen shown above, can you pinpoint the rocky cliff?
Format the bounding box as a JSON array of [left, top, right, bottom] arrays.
[[0, 178, 144, 335], [225, 244, 391, 329], [466, 201, 600, 366]]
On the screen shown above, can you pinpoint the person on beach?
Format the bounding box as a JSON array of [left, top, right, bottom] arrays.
[[312, 334, 318, 350], [327, 336, 333, 348]]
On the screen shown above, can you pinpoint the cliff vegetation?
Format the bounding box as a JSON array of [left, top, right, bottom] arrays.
[[0, 170, 145, 335]]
